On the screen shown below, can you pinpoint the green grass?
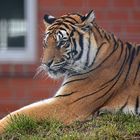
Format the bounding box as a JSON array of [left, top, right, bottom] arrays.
[[1, 112, 140, 140]]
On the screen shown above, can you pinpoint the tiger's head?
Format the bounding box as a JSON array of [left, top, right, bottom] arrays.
[[39, 10, 98, 79]]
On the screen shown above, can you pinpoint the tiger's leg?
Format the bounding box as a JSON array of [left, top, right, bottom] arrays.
[[0, 97, 78, 134]]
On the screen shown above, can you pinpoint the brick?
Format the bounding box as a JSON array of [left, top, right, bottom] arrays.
[[28, 64, 38, 73], [0, 88, 13, 100], [1, 64, 10, 73], [113, 0, 135, 8], [36, 78, 60, 88], [125, 35, 140, 43], [29, 89, 51, 99], [135, 0, 140, 7], [13, 88, 29, 99], [39, 0, 62, 10], [8, 78, 33, 88], [0, 78, 10, 88], [106, 11, 129, 21], [0, 103, 19, 113], [99, 22, 113, 32], [126, 24, 140, 33], [14, 64, 23, 73], [132, 11, 140, 20], [95, 11, 107, 21], [112, 24, 125, 33], [1, 64, 36, 76], [88, 0, 110, 8], [61, 0, 84, 8], [52, 10, 76, 17]]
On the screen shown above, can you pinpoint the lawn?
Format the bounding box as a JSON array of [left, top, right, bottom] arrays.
[[1, 112, 140, 140]]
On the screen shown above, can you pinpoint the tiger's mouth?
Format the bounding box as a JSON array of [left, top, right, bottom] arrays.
[[35, 61, 88, 79], [48, 67, 67, 74], [34, 64, 67, 79]]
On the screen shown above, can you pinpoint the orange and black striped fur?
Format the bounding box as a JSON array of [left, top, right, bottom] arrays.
[[0, 10, 140, 134]]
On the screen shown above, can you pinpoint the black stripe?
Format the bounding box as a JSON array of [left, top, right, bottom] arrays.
[[70, 29, 75, 38], [136, 45, 140, 56], [49, 22, 62, 30], [126, 42, 133, 61], [62, 77, 88, 86], [100, 46, 128, 88], [71, 85, 109, 103], [59, 27, 67, 32], [72, 38, 77, 58], [117, 39, 124, 62], [120, 97, 129, 111], [104, 33, 110, 42], [135, 96, 139, 114], [64, 20, 75, 25], [75, 13, 84, 21], [62, 23, 71, 30], [59, 27, 69, 36], [58, 31, 64, 38], [61, 16, 79, 23], [112, 34, 118, 49], [85, 35, 91, 67], [133, 62, 140, 84], [74, 33, 84, 60], [94, 25, 103, 38], [55, 19, 63, 23], [66, 16, 79, 23], [55, 91, 77, 98], [123, 43, 136, 84], [89, 42, 107, 68]]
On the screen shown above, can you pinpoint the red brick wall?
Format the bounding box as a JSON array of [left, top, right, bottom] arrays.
[[0, 78, 61, 117], [0, 0, 140, 118]]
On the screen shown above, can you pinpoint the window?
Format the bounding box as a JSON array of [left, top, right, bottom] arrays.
[[0, 0, 37, 64]]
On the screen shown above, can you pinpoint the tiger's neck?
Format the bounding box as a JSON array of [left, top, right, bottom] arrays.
[[57, 23, 127, 95], [56, 23, 124, 94]]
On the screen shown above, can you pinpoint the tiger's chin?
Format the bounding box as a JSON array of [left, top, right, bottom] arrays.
[[48, 69, 67, 79], [48, 71, 64, 79]]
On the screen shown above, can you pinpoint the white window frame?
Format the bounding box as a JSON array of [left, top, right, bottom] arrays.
[[0, 0, 37, 64]]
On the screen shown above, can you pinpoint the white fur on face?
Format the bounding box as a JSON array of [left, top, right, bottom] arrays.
[[72, 32, 98, 73], [56, 30, 68, 42]]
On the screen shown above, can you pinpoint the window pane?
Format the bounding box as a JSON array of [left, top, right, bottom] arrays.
[[0, 0, 26, 49]]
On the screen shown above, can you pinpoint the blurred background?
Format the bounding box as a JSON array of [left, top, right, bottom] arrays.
[[0, 0, 140, 118]]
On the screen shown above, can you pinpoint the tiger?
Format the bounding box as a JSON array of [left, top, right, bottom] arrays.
[[0, 10, 140, 134]]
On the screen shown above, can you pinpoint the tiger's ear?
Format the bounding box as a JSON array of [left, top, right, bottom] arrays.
[[83, 10, 95, 23], [81, 10, 95, 31], [43, 14, 56, 27]]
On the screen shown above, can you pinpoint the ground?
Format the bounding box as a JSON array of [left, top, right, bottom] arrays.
[[1, 112, 140, 140]]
